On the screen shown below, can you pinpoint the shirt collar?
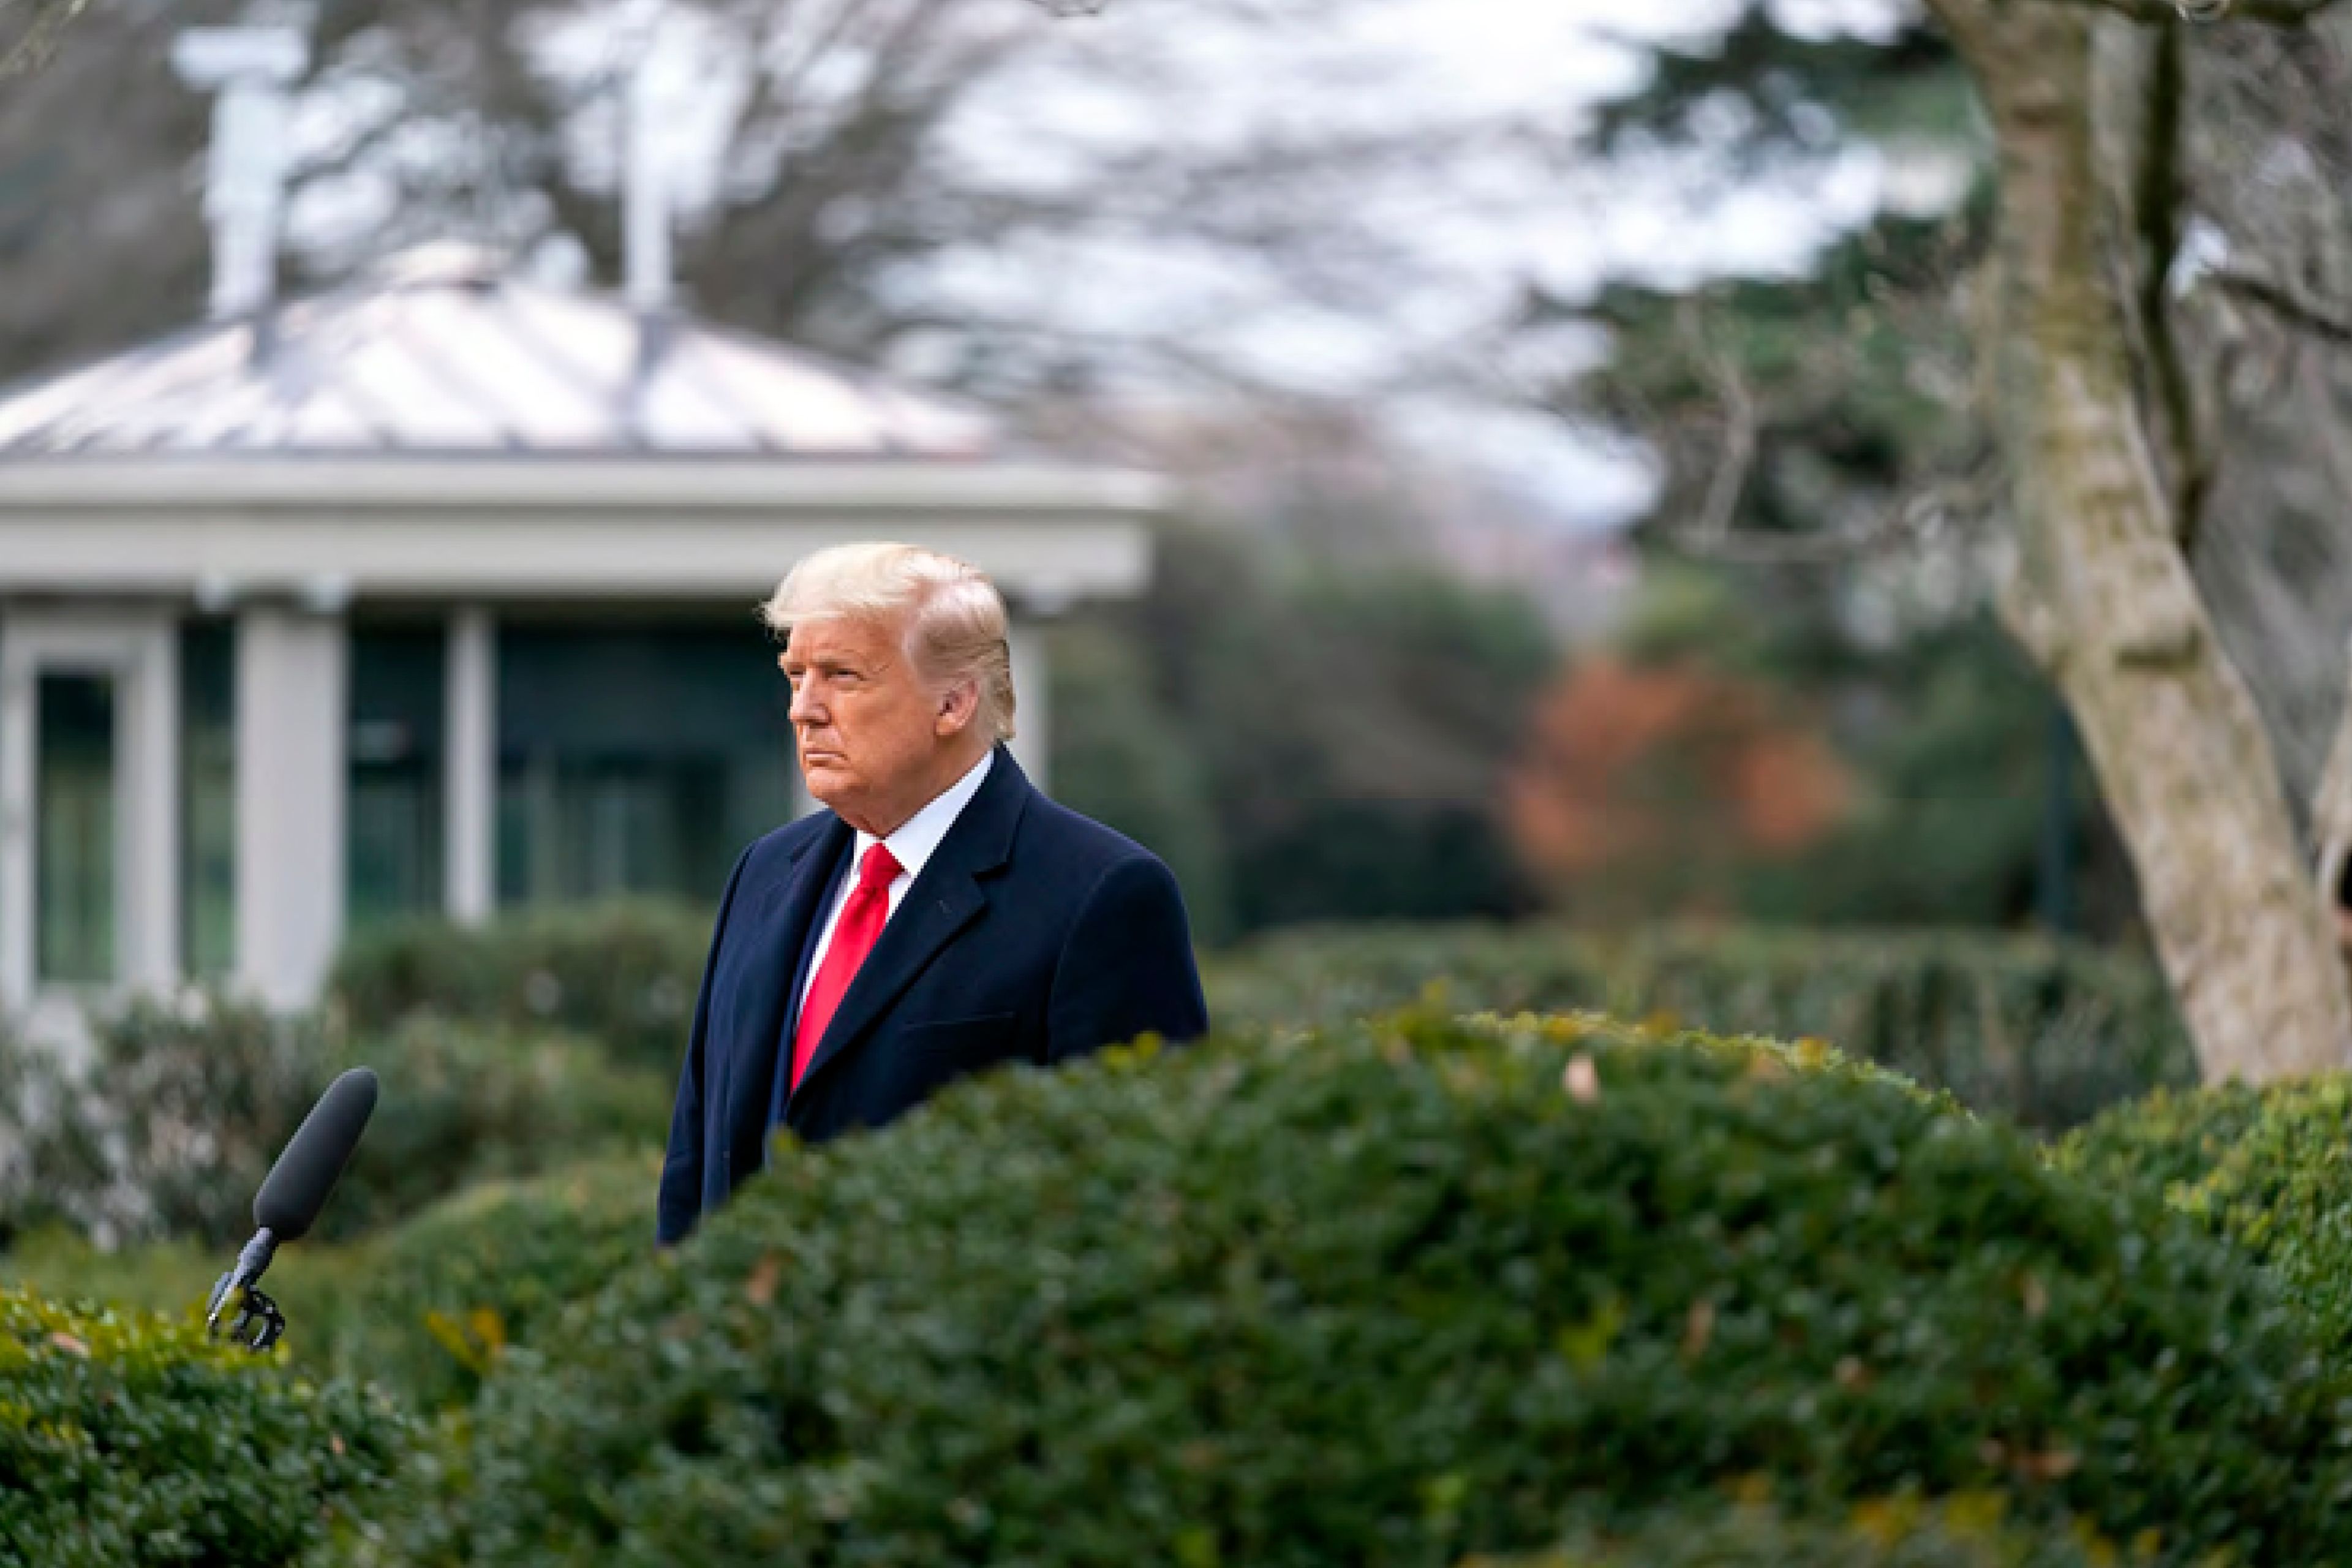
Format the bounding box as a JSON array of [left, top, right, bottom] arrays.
[[853, 748, 993, 885]]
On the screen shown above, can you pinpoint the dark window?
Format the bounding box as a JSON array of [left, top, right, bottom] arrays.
[[36, 671, 114, 986], [182, 619, 235, 979], [496, 620, 793, 907], [348, 625, 447, 935]]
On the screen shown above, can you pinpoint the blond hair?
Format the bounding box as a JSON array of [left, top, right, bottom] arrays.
[[760, 541, 1017, 744]]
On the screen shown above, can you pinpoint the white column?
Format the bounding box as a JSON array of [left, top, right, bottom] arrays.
[[443, 606, 496, 925], [0, 616, 32, 1015], [1007, 619, 1050, 796], [235, 606, 347, 1011], [119, 618, 180, 994]]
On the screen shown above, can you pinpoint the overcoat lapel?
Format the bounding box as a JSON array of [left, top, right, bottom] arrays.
[[725, 816, 851, 1160], [786, 746, 1030, 1115]]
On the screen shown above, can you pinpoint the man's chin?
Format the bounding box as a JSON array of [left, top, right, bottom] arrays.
[[799, 760, 854, 804]]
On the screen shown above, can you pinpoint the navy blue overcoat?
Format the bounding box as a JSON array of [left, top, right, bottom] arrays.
[[657, 745, 1209, 1244]]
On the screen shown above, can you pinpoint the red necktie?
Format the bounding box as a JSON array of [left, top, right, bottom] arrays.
[[792, 842, 903, 1090]]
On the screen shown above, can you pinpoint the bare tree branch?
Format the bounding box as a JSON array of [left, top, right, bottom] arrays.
[[1681, 307, 1758, 555], [2064, 0, 2343, 23], [0, 0, 88, 78], [2214, 266, 2352, 347], [1673, 476, 1999, 565], [1668, 310, 1998, 566]]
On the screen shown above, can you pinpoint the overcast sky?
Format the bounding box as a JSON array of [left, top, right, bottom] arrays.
[[298, 0, 1921, 533], [930, 0, 1918, 529]]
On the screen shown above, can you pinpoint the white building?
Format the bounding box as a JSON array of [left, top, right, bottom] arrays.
[[0, 25, 1163, 1035]]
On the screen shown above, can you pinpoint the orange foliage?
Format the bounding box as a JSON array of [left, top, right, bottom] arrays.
[[1505, 657, 1850, 916]]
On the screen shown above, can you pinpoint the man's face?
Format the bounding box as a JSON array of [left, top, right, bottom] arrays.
[[781, 612, 946, 830]]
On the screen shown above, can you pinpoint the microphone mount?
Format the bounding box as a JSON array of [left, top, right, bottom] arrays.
[[206, 1227, 286, 1352]]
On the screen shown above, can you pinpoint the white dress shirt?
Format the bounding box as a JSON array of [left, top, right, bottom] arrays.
[[795, 748, 994, 1017]]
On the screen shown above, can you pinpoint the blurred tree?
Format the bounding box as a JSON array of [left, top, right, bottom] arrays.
[[0, 0, 1457, 408], [1516, 560, 2139, 937], [1544, 0, 2352, 1082], [1044, 619, 1233, 943], [1935, 0, 2352, 1083], [292, 0, 1063, 366], [1503, 651, 1850, 925], [0, 3, 219, 377], [2177, 19, 2352, 859], [1559, 199, 1989, 581], [1761, 621, 2139, 936], [0, 0, 87, 77], [1056, 523, 1554, 940], [0, 0, 1063, 375]]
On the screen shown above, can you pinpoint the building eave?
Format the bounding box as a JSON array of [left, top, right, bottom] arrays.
[[0, 454, 1169, 516], [0, 456, 1168, 604]]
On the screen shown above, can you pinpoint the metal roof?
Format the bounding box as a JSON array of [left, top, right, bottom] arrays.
[[0, 244, 1000, 460]]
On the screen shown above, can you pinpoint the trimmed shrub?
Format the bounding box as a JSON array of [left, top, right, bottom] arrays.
[[323, 1019, 669, 1241], [365, 1012, 2347, 1567], [318, 1153, 661, 1411], [1206, 924, 2192, 1127], [0, 999, 326, 1245], [333, 900, 709, 1074], [330, 904, 2193, 1130], [0, 1156, 658, 1415], [0, 1021, 97, 1243], [2060, 1076, 2352, 1357], [2052, 1084, 2270, 1204], [0, 998, 669, 1248], [1485, 1500, 2116, 1567], [0, 1229, 225, 1321], [0, 1286, 406, 1567]]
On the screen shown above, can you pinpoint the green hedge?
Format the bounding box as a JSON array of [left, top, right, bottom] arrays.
[[330, 904, 2190, 1129], [0, 999, 670, 1248], [2052, 1084, 2269, 1206], [0, 1230, 224, 1322], [0, 1286, 405, 1567], [2060, 1076, 2352, 1358], [361, 1011, 2343, 1567], [2, 1154, 658, 1417], [333, 900, 709, 1075], [323, 1019, 668, 1241], [1206, 924, 2192, 1128], [0, 1000, 322, 1245], [1488, 1501, 2116, 1566], [318, 1153, 660, 1411]]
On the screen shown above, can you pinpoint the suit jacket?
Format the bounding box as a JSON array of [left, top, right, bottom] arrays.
[[656, 745, 1209, 1244]]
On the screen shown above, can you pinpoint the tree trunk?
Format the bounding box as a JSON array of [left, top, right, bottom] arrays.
[[1936, 0, 2352, 1081], [2311, 658, 2352, 933]]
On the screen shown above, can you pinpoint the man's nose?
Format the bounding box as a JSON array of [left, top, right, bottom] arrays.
[[788, 679, 822, 726]]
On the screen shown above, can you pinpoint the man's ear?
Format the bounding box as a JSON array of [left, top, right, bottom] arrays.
[[933, 677, 981, 737]]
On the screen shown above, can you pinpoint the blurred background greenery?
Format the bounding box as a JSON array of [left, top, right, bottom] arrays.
[[10, 0, 2352, 1558]]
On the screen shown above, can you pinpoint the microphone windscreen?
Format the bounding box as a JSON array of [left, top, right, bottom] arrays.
[[253, 1067, 379, 1240]]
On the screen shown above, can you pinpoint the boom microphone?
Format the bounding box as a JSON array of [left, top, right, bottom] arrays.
[[255, 1066, 379, 1240], [207, 1067, 379, 1350]]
